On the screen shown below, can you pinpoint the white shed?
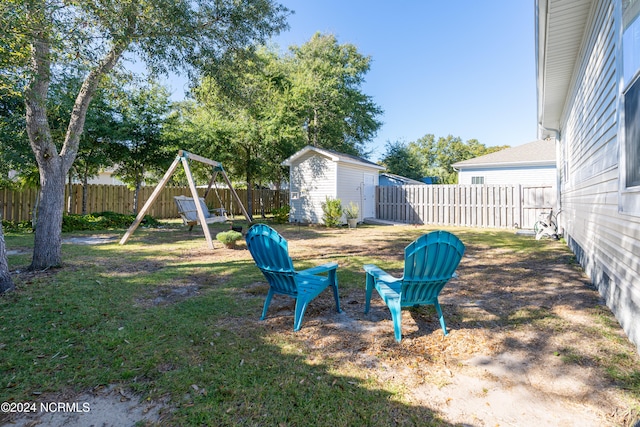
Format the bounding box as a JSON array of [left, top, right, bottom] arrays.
[[282, 146, 385, 224], [452, 140, 556, 186]]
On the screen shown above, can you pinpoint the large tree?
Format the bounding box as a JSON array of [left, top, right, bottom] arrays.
[[112, 82, 176, 213], [191, 48, 296, 214], [379, 140, 425, 181], [287, 33, 383, 156], [1, 0, 289, 270], [185, 35, 383, 213]]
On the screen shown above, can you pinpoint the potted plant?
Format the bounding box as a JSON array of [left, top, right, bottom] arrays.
[[216, 230, 243, 248], [344, 202, 359, 228]]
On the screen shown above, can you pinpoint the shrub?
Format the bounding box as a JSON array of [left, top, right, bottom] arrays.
[[1, 220, 33, 232], [271, 205, 290, 223], [60, 211, 159, 232], [321, 197, 343, 227], [216, 230, 243, 247]]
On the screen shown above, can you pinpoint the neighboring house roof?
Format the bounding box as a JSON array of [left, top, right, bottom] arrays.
[[281, 145, 385, 170], [452, 140, 556, 170], [536, 0, 595, 139], [379, 173, 426, 186]]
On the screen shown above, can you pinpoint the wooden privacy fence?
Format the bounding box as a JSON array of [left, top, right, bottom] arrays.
[[1, 184, 288, 222], [377, 184, 556, 229], [3, 183, 554, 230]]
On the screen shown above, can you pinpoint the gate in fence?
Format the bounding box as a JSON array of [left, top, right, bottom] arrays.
[[376, 184, 556, 229]]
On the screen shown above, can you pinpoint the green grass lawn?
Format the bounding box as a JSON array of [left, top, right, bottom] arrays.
[[1, 221, 639, 426]]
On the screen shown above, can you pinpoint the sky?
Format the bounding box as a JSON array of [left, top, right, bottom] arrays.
[[163, 1, 538, 162]]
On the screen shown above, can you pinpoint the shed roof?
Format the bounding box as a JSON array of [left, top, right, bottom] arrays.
[[380, 173, 426, 185], [281, 145, 385, 170], [452, 140, 556, 169]]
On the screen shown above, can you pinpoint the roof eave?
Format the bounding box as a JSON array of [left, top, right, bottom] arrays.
[[536, 0, 595, 140], [281, 145, 385, 170], [454, 160, 557, 170], [281, 146, 339, 166]]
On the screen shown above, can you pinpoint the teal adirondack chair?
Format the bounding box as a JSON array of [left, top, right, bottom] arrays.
[[245, 224, 341, 331], [364, 230, 465, 342]]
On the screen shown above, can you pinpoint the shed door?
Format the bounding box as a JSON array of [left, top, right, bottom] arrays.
[[363, 174, 376, 218]]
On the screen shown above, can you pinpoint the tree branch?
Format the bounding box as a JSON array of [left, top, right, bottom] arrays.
[[60, 39, 129, 170]]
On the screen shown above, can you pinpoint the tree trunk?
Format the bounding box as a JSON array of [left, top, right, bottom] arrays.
[[31, 158, 66, 269], [82, 175, 89, 215], [259, 186, 266, 218], [312, 108, 319, 146], [0, 220, 15, 293], [246, 180, 253, 216], [133, 177, 143, 215]]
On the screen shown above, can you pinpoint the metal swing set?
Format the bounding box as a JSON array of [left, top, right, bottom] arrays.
[[119, 150, 252, 249]]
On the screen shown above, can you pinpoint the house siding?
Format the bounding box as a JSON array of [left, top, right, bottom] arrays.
[[458, 165, 556, 186], [289, 152, 337, 224], [336, 164, 379, 222], [558, 0, 640, 351]]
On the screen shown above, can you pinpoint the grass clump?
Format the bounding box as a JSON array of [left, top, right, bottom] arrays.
[[216, 230, 243, 247]]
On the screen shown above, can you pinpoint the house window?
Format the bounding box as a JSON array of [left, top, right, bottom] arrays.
[[471, 176, 485, 185], [290, 192, 300, 200], [625, 75, 640, 188], [621, 2, 640, 214]]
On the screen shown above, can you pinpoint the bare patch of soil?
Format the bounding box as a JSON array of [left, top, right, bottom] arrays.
[[134, 283, 201, 307], [2, 385, 165, 427]]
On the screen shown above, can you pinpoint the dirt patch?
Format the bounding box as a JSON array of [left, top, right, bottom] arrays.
[[2, 385, 165, 427], [134, 283, 201, 307]]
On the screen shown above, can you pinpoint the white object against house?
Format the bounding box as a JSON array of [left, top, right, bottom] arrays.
[[282, 146, 385, 224]]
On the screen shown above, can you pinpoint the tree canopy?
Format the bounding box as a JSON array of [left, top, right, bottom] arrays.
[[287, 33, 383, 156], [380, 135, 509, 184]]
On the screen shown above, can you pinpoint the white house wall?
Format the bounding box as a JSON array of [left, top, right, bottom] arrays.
[[458, 166, 556, 186], [288, 152, 337, 223], [558, 0, 640, 351]]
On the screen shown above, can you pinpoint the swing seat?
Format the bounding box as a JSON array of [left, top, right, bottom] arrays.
[[174, 195, 227, 230]]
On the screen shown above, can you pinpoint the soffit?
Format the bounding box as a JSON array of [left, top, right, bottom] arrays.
[[537, 0, 595, 138]]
